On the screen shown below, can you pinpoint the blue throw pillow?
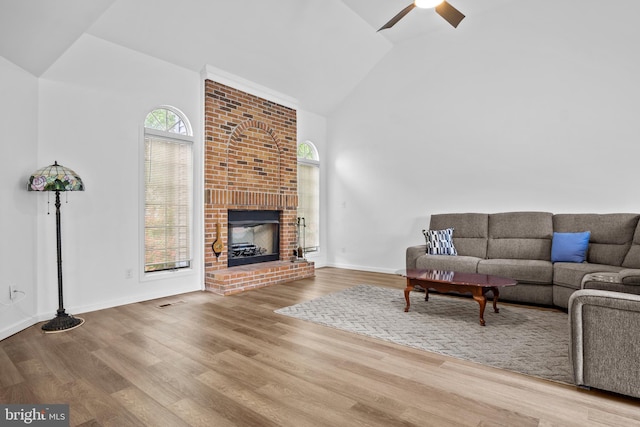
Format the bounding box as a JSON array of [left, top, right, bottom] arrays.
[[551, 231, 591, 263]]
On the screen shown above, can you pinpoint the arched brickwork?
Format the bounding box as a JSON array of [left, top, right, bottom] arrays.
[[226, 120, 283, 195]]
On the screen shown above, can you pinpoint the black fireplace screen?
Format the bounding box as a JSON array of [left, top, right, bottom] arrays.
[[228, 210, 280, 267]]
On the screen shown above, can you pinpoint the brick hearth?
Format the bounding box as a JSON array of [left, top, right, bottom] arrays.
[[206, 261, 315, 296], [203, 80, 314, 295]]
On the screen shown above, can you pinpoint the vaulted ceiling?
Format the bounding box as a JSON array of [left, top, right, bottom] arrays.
[[0, 0, 516, 114]]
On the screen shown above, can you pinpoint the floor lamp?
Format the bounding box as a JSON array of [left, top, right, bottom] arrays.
[[28, 161, 85, 332]]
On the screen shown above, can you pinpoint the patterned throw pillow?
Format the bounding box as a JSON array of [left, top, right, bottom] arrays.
[[423, 228, 458, 256]]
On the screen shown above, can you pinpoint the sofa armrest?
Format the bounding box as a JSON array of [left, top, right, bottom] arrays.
[[406, 245, 426, 270], [569, 289, 640, 398], [619, 269, 640, 285]]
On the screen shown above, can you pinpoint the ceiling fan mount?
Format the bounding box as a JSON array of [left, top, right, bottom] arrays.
[[378, 0, 465, 32]]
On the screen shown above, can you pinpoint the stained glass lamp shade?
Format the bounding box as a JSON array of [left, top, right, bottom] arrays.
[[28, 161, 85, 332], [28, 161, 84, 192]]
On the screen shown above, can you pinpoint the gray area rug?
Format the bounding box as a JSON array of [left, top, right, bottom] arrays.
[[275, 284, 573, 384]]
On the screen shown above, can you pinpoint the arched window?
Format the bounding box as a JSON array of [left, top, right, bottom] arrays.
[[297, 141, 320, 253], [143, 106, 193, 273], [144, 108, 189, 135]]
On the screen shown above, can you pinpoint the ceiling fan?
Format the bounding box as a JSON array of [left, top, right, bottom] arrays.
[[378, 0, 465, 31]]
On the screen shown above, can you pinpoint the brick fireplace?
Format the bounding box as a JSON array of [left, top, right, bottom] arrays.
[[204, 79, 314, 295]]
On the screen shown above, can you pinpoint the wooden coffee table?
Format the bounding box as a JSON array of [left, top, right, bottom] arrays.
[[403, 269, 517, 326]]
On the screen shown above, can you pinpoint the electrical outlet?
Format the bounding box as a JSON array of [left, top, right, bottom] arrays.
[[125, 269, 133, 279], [9, 285, 17, 301]]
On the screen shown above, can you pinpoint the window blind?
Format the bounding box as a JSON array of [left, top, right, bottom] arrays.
[[297, 162, 319, 252], [144, 135, 193, 272]]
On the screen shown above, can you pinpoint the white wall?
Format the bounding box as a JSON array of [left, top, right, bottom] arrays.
[[0, 57, 39, 339], [327, 0, 640, 273], [35, 34, 203, 318]]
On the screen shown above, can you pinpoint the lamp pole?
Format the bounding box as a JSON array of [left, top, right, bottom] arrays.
[[55, 190, 65, 316], [41, 189, 83, 332]]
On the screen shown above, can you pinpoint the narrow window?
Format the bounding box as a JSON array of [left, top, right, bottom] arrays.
[[297, 141, 320, 253], [143, 107, 193, 273]]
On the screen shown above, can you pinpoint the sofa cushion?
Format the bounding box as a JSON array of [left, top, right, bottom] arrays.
[[553, 262, 623, 290], [416, 254, 481, 274], [487, 212, 553, 260], [551, 231, 590, 263], [477, 259, 553, 284], [423, 228, 457, 255], [553, 214, 639, 266], [430, 213, 488, 258], [622, 220, 640, 268]]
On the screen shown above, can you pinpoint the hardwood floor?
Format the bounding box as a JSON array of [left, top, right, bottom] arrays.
[[1, 267, 639, 426]]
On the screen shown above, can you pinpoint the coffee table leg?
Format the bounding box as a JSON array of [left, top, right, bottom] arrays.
[[404, 279, 414, 312], [491, 287, 500, 313], [472, 292, 487, 326]]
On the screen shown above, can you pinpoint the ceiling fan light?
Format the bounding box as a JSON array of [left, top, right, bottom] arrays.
[[414, 0, 444, 9]]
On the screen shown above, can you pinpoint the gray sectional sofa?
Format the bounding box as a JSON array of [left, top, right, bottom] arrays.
[[406, 211, 640, 398], [406, 211, 640, 308]]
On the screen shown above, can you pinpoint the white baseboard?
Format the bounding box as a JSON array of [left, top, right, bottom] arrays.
[[0, 286, 202, 341], [68, 286, 202, 316], [0, 317, 38, 341], [324, 262, 399, 275]]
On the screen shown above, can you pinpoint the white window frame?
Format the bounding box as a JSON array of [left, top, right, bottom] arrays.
[[297, 141, 320, 254], [140, 106, 195, 280]]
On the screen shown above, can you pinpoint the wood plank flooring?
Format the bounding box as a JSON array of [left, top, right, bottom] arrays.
[[1, 267, 639, 426]]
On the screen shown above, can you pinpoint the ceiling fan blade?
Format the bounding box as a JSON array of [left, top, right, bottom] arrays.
[[435, 1, 465, 28], [378, 3, 416, 32]]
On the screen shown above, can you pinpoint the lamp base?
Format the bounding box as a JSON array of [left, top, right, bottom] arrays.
[[41, 310, 84, 333]]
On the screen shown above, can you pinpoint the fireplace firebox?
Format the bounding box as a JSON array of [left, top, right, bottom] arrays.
[[228, 210, 280, 267]]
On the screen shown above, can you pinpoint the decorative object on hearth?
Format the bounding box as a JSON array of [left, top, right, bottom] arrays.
[[378, 0, 465, 31], [212, 222, 223, 259], [28, 161, 85, 332], [296, 217, 306, 261]]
